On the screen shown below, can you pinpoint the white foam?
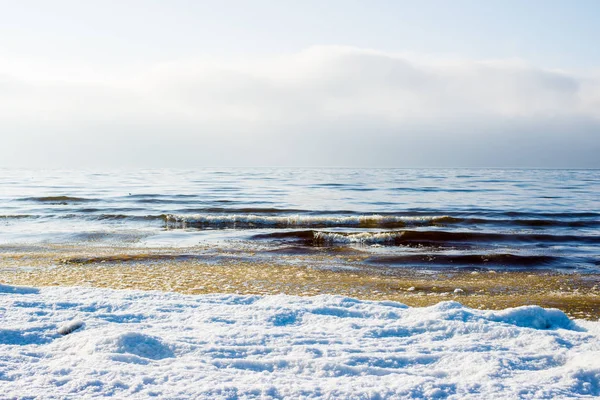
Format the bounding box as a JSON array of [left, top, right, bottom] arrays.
[[1, 285, 599, 398], [314, 230, 404, 244]]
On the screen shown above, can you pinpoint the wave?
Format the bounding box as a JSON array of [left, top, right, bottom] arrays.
[[162, 211, 600, 230], [20, 196, 97, 203], [500, 211, 600, 218], [253, 230, 417, 246], [390, 230, 600, 245], [5, 209, 599, 232], [163, 214, 456, 229], [56, 247, 576, 269], [252, 229, 600, 246], [313, 231, 405, 245], [458, 218, 600, 228], [138, 213, 600, 229], [173, 207, 311, 214], [0, 214, 38, 219]]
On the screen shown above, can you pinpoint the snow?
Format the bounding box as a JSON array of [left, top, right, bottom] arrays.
[[1, 285, 599, 399]]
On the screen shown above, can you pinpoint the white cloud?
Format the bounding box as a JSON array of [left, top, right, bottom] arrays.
[[1, 46, 599, 167]]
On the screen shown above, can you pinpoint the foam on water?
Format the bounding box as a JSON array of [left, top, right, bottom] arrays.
[[314, 230, 404, 245]]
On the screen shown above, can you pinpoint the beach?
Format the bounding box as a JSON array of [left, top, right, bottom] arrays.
[[2, 245, 600, 319], [1, 168, 599, 398]]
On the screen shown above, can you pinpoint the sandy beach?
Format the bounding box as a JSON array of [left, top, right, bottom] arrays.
[[3, 245, 599, 320]]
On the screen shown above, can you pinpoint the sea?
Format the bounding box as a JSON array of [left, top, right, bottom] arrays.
[[1, 168, 599, 271]]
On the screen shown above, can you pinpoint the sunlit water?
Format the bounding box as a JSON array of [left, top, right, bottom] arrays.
[[1, 168, 599, 271]]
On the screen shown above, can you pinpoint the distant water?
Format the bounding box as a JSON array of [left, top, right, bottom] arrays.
[[1, 168, 599, 271]]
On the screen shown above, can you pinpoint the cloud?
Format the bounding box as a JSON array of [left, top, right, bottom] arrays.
[[1, 46, 599, 167]]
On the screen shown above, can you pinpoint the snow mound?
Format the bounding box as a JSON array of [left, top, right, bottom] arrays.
[[0, 286, 599, 399], [430, 301, 574, 330], [91, 332, 175, 361], [487, 305, 574, 330]]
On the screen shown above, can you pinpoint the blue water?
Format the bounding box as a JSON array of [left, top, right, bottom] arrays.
[[1, 168, 599, 271]]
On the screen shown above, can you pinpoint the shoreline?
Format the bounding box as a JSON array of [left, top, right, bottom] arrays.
[[2, 246, 599, 319]]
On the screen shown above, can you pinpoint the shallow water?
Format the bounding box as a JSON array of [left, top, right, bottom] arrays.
[[1, 168, 599, 271]]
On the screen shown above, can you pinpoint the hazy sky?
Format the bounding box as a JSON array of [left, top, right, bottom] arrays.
[[1, 0, 599, 168]]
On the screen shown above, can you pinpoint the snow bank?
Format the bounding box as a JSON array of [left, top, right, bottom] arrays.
[[1, 285, 599, 399]]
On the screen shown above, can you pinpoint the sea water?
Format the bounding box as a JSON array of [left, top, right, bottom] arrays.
[[1, 168, 598, 271]]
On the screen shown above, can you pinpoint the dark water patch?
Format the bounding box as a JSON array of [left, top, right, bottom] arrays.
[[365, 253, 562, 268], [391, 230, 600, 246], [76, 208, 103, 213], [457, 218, 600, 228], [311, 183, 348, 188], [340, 187, 377, 192], [252, 230, 315, 241], [501, 211, 600, 219], [402, 209, 600, 220]]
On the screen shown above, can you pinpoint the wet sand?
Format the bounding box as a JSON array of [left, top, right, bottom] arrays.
[[2, 245, 599, 320]]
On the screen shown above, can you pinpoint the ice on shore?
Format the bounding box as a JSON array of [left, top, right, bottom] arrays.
[[1, 285, 599, 399]]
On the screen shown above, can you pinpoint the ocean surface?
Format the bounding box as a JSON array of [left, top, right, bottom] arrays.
[[1, 168, 599, 271]]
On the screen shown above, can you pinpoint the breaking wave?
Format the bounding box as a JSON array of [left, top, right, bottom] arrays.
[[313, 231, 404, 245], [163, 214, 456, 229], [253, 229, 600, 246]]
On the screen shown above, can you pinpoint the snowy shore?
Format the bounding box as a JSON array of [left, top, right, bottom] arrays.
[[1, 284, 599, 399]]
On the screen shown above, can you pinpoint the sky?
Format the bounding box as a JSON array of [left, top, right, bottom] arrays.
[[1, 0, 599, 168]]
